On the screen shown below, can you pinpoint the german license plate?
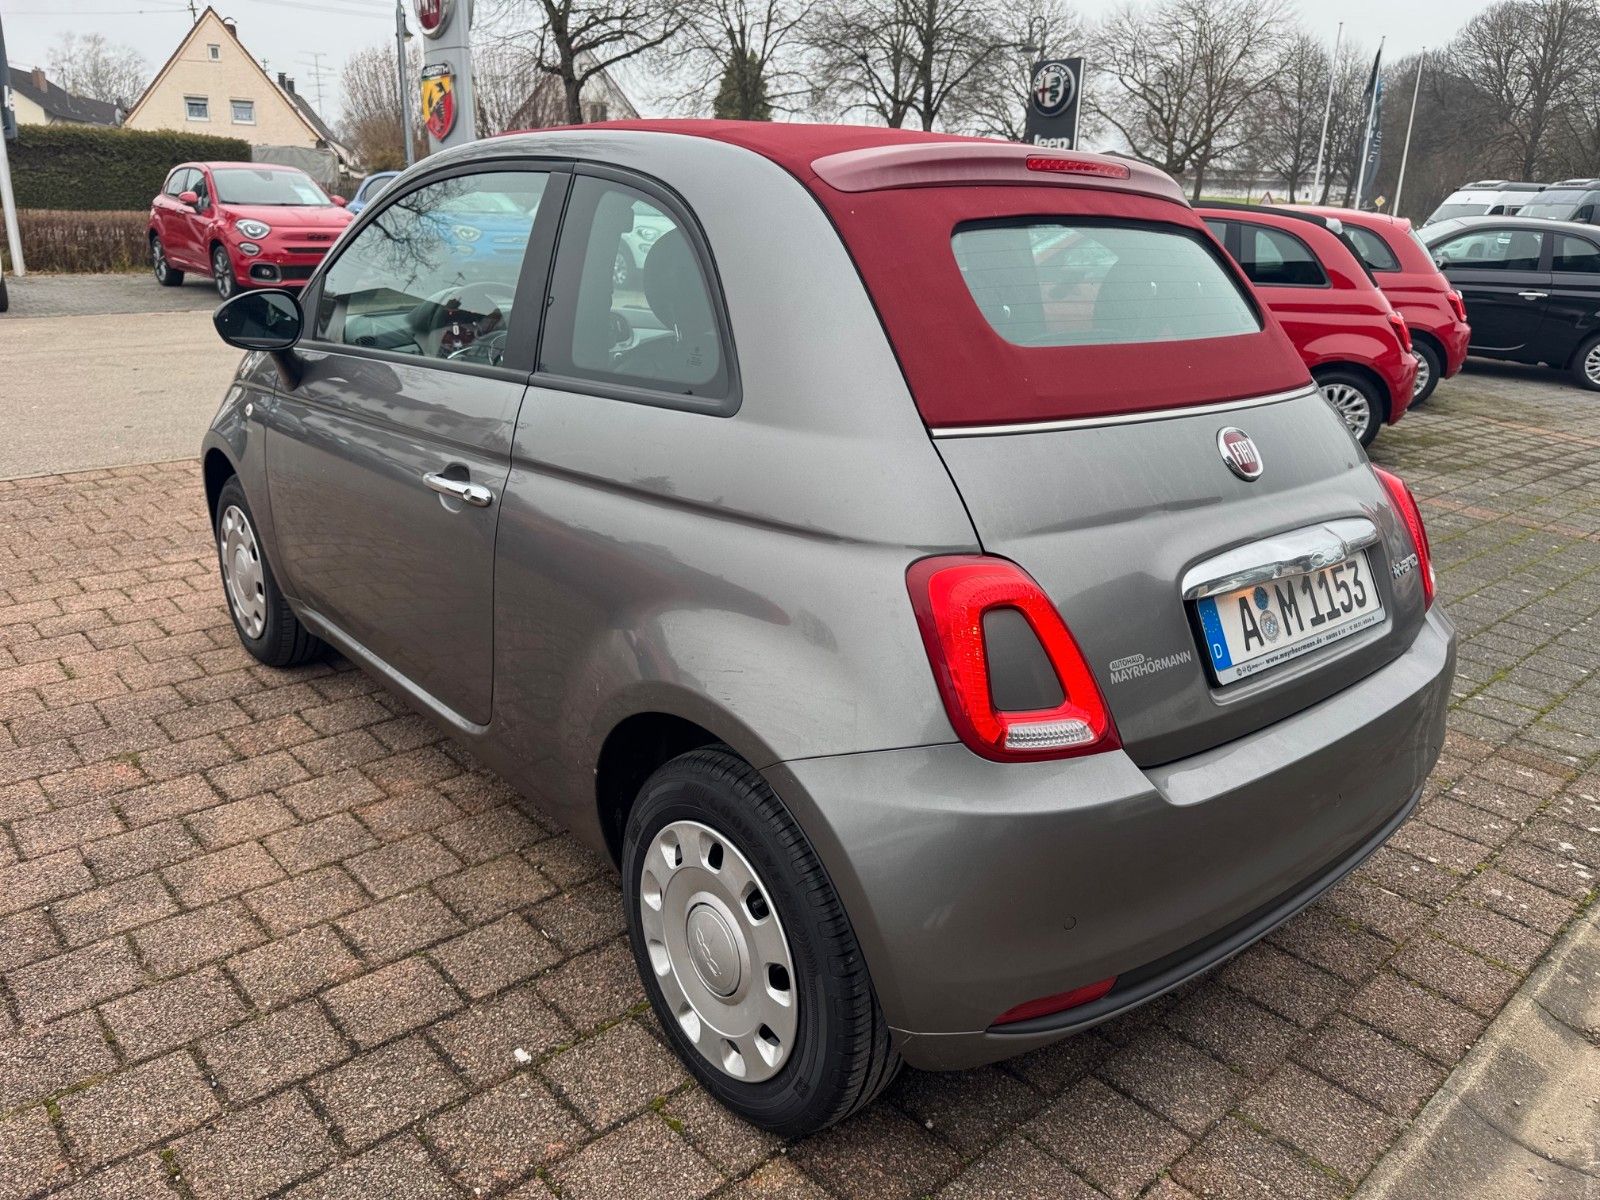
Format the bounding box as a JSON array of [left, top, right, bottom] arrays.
[[1195, 552, 1383, 685]]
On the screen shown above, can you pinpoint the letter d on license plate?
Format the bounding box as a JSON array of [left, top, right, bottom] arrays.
[[1195, 552, 1384, 685]]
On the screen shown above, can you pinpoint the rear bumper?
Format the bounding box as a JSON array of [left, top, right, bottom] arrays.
[[765, 608, 1455, 1070], [1441, 321, 1471, 376]]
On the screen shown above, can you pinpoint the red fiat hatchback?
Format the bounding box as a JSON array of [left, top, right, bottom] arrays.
[[1302, 206, 1471, 404], [149, 162, 353, 299], [1198, 204, 1416, 447]]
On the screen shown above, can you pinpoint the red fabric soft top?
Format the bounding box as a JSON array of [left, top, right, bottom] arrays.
[[520, 121, 1312, 427]]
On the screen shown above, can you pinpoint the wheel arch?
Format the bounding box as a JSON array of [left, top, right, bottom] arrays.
[[1311, 361, 1392, 423], [593, 710, 740, 865], [203, 447, 238, 521]]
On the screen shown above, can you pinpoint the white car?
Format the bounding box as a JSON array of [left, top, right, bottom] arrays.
[[1424, 179, 1545, 225]]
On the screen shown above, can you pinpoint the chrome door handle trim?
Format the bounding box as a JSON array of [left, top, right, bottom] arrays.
[[1180, 517, 1379, 600], [1517, 291, 1549, 300], [423, 472, 493, 507]]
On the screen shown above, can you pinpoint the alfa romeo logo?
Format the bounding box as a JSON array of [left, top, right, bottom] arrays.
[[1031, 62, 1076, 118]]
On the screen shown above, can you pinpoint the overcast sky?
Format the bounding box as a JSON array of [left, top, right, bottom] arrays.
[[1, 0, 1482, 128]]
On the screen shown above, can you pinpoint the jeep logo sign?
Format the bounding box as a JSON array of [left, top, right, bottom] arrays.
[[1025, 57, 1085, 149]]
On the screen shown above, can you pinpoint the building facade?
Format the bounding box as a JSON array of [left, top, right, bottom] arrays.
[[6, 67, 122, 127]]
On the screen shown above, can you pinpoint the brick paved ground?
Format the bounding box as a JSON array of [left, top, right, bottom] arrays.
[[1, 363, 1597, 1200]]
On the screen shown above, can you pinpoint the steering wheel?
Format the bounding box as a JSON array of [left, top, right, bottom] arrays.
[[411, 280, 518, 360]]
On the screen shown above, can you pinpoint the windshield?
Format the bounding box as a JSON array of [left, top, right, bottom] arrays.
[[1517, 191, 1588, 218], [1427, 202, 1489, 223], [213, 168, 331, 206]]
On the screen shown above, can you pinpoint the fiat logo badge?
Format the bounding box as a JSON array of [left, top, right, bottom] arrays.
[[1217, 427, 1263, 481]]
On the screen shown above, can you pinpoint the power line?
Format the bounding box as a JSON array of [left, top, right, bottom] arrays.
[[298, 50, 335, 112]]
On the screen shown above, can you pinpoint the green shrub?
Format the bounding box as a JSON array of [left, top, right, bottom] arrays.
[[10, 125, 253, 211], [2, 210, 149, 273]]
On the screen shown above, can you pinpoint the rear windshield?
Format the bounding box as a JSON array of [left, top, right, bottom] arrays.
[[1517, 191, 1590, 219], [1344, 225, 1400, 272], [951, 221, 1259, 347], [1428, 203, 1489, 222]]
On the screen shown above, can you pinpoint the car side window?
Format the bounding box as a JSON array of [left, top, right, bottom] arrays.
[[541, 175, 729, 399], [192, 172, 211, 212], [1202, 218, 1231, 245], [1238, 226, 1327, 287], [1433, 229, 1542, 271], [1345, 226, 1400, 272], [163, 169, 191, 197], [313, 170, 547, 366], [1554, 234, 1600, 275]]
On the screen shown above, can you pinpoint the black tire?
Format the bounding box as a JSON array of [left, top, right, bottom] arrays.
[[1315, 368, 1385, 448], [212, 244, 237, 299], [151, 235, 184, 287], [214, 477, 324, 668], [1572, 333, 1600, 392], [1410, 340, 1443, 405], [0, 274, 8, 313], [622, 748, 900, 1137]]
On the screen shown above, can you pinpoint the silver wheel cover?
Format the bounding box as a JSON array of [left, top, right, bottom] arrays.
[[1411, 349, 1431, 398], [218, 504, 267, 639], [1321, 382, 1373, 440], [638, 820, 798, 1083], [1585, 342, 1600, 386], [214, 249, 233, 298], [152, 239, 167, 280]]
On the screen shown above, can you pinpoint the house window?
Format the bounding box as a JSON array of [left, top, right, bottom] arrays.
[[208, 43, 221, 60], [231, 100, 255, 124], [185, 95, 209, 120]]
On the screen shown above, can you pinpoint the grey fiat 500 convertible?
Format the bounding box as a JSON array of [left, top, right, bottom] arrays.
[[204, 121, 1455, 1135]]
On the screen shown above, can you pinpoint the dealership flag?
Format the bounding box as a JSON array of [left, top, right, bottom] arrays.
[[1355, 44, 1385, 207]]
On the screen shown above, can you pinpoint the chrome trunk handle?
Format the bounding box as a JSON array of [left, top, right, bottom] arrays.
[[423, 472, 493, 508], [1180, 517, 1380, 600]]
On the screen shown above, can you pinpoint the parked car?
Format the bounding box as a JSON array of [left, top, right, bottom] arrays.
[[347, 169, 400, 215], [1423, 215, 1600, 391], [1303, 205, 1471, 404], [203, 123, 1454, 1136], [1424, 180, 1545, 225], [148, 162, 353, 298], [1514, 179, 1600, 226], [1198, 203, 1416, 445]]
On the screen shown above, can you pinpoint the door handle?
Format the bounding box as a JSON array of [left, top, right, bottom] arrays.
[[1517, 291, 1549, 300], [423, 472, 493, 508]]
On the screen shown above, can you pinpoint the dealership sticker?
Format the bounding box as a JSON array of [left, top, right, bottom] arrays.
[[1109, 649, 1193, 684]]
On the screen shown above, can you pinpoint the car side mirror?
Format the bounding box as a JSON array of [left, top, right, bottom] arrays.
[[331, 195, 348, 207], [179, 190, 200, 208], [214, 290, 305, 387]]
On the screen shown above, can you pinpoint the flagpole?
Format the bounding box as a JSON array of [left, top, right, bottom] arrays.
[[1394, 52, 1425, 218], [1354, 37, 1384, 210], [1311, 21, 1343, 204]]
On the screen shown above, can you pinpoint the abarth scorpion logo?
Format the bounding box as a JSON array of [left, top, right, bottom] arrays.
[[1217, 427, 1263, 481]]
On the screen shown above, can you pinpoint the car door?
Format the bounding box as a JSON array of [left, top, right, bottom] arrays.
[[1434, 226, 1550, 356], [1539, 232, 1600, 366], [261, 164, 565, 726], [158, 168, 200, 269], [1208, 218, 1343, 351]]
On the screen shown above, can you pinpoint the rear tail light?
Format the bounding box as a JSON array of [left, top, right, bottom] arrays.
[[1447, 290, 1468, 322], [994, 976, 1118, 1025], [1374, 468, 1435, 608], [1025, 155, 1130, 180], [1387, 311, 1413, 352], [906, 556, 1120, 762]]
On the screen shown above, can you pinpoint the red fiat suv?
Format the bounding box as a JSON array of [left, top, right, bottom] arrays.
[[1198, 204, 1416, 447], [149, 163, 353, 299], [1301, 206, 1471, 404]]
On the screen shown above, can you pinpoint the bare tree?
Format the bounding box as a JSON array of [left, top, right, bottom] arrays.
[[1451, 0, 1600, 178], [945, 0, 1084, 139], [1090, 0, 1291, 200], [1252, 32, 1328, 201], [338, 43, 424, 172], [473, 40, 543, 133], [805, 0, 1010, 130], [481, 0, 686, 125], [653, 0, 812, 119], [47, 32, 148, 110]]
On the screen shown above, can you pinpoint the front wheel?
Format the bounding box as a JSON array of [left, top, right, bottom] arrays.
[[1317, 369, 1385, 448], [1411, 341, 1443, 405], [214, 477, 324, 668], [622, 749, 899, 1137], [212, 245, 237, 299], [1573, 333, 1600, 392]]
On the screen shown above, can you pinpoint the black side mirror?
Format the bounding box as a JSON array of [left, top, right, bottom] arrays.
[[214, 290, 305, 387], [214, 289, 303, 350]]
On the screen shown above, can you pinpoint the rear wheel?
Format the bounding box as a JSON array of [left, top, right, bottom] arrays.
[[214, 477, 324, 668], [622, 748, 899, 1137], [1573, 333, 1600, 392], [1316, 368, 1384, 447], [212, 244, 236, 299], [152, 236, 184, 286], [1410, 341, 1443, 405]]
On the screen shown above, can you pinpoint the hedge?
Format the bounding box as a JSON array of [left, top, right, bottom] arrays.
[[9, 124, 253, 211], [1, 210, 148, 273]]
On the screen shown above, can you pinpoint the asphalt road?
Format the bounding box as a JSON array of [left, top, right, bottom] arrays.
[[0, 276, 240, 480]]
